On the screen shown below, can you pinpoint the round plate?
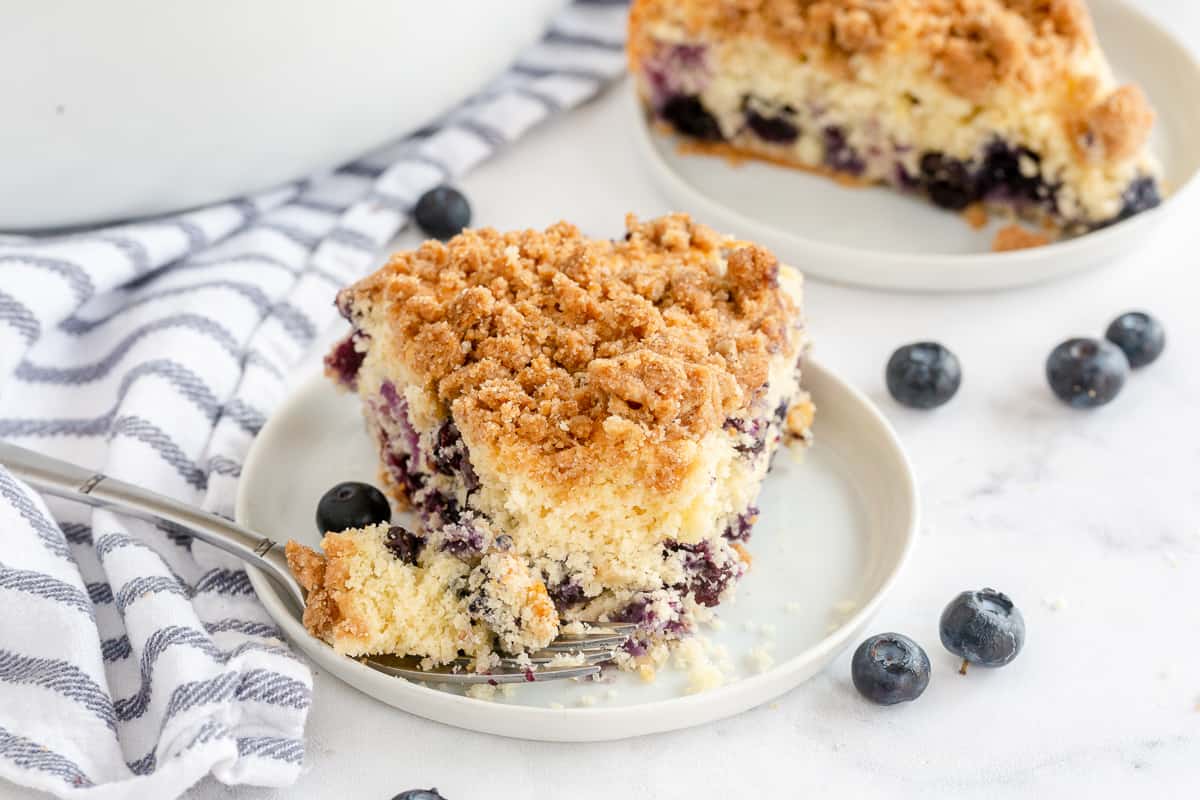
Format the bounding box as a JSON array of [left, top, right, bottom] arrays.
[[631, 0, 1200, 292], [237, 361, 918, 742]]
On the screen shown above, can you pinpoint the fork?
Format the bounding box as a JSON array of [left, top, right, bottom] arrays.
[[0, 442, 632, 685]]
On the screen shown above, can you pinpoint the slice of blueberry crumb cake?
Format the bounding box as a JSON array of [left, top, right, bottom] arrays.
[[299, 214, 813, 675], [629, 0, 1161, 233]]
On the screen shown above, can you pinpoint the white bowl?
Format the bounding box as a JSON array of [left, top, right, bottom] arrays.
[[631, 0, 1200, 292], [237, 361, 918, 742], [0, 0, 566, 230]]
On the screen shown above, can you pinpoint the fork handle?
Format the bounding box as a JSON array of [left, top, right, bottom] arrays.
[[0, 441, 304, 612]]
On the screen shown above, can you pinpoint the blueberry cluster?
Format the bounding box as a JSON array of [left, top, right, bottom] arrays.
[[885, 311, 1164, 412], [664, 539, 742, 607], [1047, 311, 1165, 408], [851, 587, 1025, 705], [654, 92, 1159, 227]]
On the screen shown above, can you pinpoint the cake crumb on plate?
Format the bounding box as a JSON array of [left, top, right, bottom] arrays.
[[747, 645, 775, 673], [993, 224, 1052, 252]]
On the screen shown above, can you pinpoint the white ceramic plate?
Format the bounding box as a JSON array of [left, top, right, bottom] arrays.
[[237, 361, 918, 741], [631, 0, 1200, 292]]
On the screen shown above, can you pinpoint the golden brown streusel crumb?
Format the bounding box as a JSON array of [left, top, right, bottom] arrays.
[[629, 0, 1096, 102], [1075, 84, 1156, 163], [341, 214, 801, 490], [285, 540, 340, 639], [992, 224, 1052, 251], [962, 204, 990, 230]]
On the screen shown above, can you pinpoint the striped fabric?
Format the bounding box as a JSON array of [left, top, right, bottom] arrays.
[[0, 3, 627, 797]]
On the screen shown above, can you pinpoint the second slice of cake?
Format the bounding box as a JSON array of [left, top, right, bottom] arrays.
[[629, 0, 1162, 233], [318, 213, 812, 670]]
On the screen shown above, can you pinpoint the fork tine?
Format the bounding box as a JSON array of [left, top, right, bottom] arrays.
[[453, 648, 616, 670], [541, 633, 629, 652], [361, 654, 603, 685], [576, 621, 638, 634], [355, 622, 638, 686]]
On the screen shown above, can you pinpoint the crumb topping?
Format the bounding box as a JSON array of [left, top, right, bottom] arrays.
[[631, 0, 1095, 91], [286, 539, 350, 642], [342, 214, 801, 489], [630, 0, 1152, 163], [1074, 84, 1155, 163]]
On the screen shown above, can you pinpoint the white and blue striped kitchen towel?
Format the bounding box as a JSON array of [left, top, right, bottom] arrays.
[[0, 3, 627, 797]]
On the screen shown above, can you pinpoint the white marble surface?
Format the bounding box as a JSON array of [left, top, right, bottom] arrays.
[[7, 2, 1199, 798]]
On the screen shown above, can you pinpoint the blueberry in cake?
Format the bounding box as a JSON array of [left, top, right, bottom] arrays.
[[298, 214, 813, 673], [629, 0, 1162, 232]]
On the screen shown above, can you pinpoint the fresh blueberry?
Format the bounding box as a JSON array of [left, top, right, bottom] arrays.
[[315, 481, 391, 533], [940, 588, 1025, 673], [391, 790, 447, 800], [661, 95, 723, 141], [384, 525, 425, 565], [1045, 338, 1128, 408], [1115, 176, 1161, 222], [1105, 311, 1165, 368], [919, 151, 974, 210], [850, 633, 931, 705], [746, 109, 799, 144], [414, 186, 471, 240], [976, 141, 1045, 204], [823, 126, 865, 176], [886, 342, 962, 409]]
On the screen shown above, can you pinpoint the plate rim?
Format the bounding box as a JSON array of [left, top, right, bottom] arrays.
[[629, 0, 1200, 292], [237, 359, 920, 741]]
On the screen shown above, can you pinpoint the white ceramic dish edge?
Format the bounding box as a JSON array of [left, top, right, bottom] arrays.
[[236, 360, 919, 742]]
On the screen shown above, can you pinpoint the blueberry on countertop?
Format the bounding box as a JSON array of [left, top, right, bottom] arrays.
[[1105, 311, 1165, 368], [315, 481, 391, 533], [1046, 337, 1128, 408], [414, 185, 471, 240], [885, 342, 962, 409], [850, 633, 931, 705], [392, 790, 447, 800], [940, 588, 1025, 674]]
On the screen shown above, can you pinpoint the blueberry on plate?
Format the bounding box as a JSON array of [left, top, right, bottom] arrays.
[[940, 588, 1025, 674], [850, 633, 931, 705], [315, 481, 391, 533], [1105, 311, 1165, 368], [885, 342, 962, 409], [392, 790, 447, 800], [414, 186, 471, 240], [1045, 337, 1128, 408]]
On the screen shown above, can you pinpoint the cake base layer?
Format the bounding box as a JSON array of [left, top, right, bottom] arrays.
[[286, 525, 558, 667]]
